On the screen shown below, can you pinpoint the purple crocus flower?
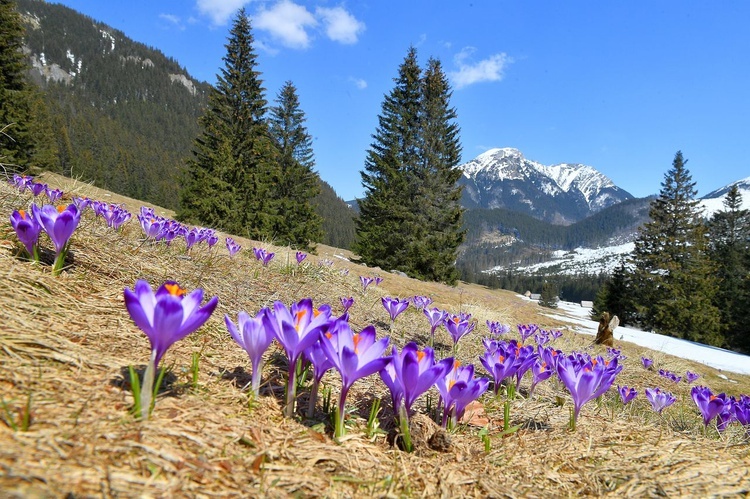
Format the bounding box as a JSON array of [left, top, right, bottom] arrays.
[[685, 371, 700, 384], [517, 324, 539, 343], [445, 313, 475, 349], [31, 203, 81, 256], [691, 385, 728, 428], [263, 299, 332, 417], [382, 342, 453, 414], [641, 357, 654, 370], [124, 280, 218, 419], [528, 358, 554, 397], [253, 247, 265, 261], [435, 361, 489, 429], [206, 232, 219, 248], [295, 251, 307, 264], [645, 387, 676, 414], [260, 251, 275, 266], [513, 342, 538, 390], [411, 295, 433, 311], [72, 196, 92, 211], [340, 296, 354, 313], [486, 321, 511, 337], [226, 237, 241, 258], [618, 385, 638, 405], [32, 203, 81, 274], [30, 182, 47, 197], [321, 320, 390, 437], [733, 395, 750, 435], [184, 228, 201, 251], [382, 296, 409, 323], [374, 276, 383, 286], [225, 309, 274, 396], [359, 276, 374, 293], [45, 187, 63, 203], [479, 342, 519, 396], [9, 209, 42, 260], [556, 354, 621, 429]]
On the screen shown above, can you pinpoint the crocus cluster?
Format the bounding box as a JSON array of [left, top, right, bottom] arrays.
[[136, 207, 219, 250], [10, 203, 82, 275], [556, 352, 622, 430], [435, 361, 489, 429], [91, 201, 132, 229], [486, 320, 511, 337], [9, 174, 62, 202], [253, 247, 275, 266], [645, 387, 676, 414], [659, 369, 682, 383], [410, 295, 433, 311]]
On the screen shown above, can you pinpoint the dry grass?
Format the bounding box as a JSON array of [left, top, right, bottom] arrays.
[[1, 172, 749, 498]]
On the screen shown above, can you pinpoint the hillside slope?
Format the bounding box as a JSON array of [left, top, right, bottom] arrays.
[[2, 173, 750, 497]]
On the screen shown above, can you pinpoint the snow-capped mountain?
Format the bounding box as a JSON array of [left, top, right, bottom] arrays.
[[458, 148, 634, 224], [699, 176, 750, 217]]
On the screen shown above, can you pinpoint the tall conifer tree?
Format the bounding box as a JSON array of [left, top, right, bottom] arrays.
[[407, 57, 464, 283], [707, 185, 750, 352], [355, 48, 464, 283], [0, 0, 57, 171], [178, 9, 279, 238], [268, 81, 322, 250], [630, 151, 722, 345], [355, 47, 422, 272]]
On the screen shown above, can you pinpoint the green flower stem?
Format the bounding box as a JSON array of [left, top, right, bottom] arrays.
[[139, 350, 157, 421], [398, 405, 413, 453]]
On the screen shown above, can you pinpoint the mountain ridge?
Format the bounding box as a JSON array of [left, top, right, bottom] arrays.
[[457, 147, 634, 224]]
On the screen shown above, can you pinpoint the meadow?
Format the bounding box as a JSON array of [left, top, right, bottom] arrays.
[[1, 172, 749, 498]]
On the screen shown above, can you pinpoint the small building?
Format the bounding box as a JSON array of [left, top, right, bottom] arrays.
[[530, 293, 541, 301], [524, 290, 532, 298], [581, 301, 594, 308]]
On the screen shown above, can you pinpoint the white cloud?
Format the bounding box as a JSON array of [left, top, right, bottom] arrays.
[[255, 0, 317, 49], [349, 77, 367, 89], [195, 0, 249, 26], [316, 6, 365, 44], [449, 47, 512, 89]]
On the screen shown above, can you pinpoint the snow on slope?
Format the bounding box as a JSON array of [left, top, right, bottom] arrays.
[[540, 299, 750, 375], [489, 242, 635, 276]]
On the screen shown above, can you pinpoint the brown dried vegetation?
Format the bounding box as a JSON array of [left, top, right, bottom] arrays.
[[1, 173, 749, 498]]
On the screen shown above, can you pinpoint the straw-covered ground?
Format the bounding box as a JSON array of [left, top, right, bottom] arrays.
[[1, 172, 749, 498]]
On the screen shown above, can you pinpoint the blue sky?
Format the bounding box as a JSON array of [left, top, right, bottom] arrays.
[[51, 0, 750, 201]]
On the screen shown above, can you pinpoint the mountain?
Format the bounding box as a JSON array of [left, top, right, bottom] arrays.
[[700, 176, 750, 217], [458, 148, 634, 225]]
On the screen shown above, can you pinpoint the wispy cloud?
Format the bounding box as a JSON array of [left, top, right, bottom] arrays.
[[349, 77, 367, 89], [316, 6, 365, 44], [195, 0, 250, 26], [255, 0, 317, 49], [159, 13, 185, 30], [449, 47, 512, 89]]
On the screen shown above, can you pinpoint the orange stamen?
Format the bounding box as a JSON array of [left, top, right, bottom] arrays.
[[353, 333, 361, 354], [57, 205, 66, 213], [18, 210, 26, 219], [164, 283, 187, 296], [416, 350, 425, 362], [453, 360, 461, 370]]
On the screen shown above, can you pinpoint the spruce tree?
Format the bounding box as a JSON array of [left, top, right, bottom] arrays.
[[406, 57, 464, 284], [591, 258, 635, 324], [631, 151, 722, 345], [355, 48, 464, 284], [268, 81, 322, 250], [539, 280, 558, 309], [0, 0, 57, 171], [707, 185, 750, 352], [354, 47, 422, 272], [178, 9, 279, 238]]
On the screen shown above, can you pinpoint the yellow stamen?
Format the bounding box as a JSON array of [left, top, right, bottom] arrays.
[[449, 380, 456, 390]]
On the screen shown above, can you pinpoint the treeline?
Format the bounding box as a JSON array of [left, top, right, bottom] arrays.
[[463, 196, 652, 249]]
